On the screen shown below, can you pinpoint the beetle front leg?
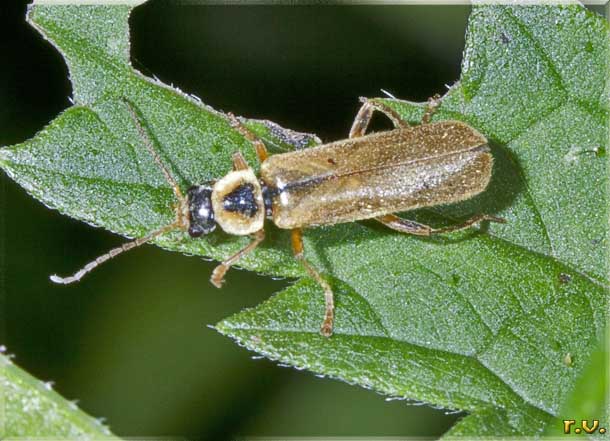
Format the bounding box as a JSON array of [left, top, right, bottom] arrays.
[[291, 228, 335, 337], [231, 152, 250, 171], [376, 213, 505, 236], [349, 97, 409, 138], [211, 229, 265, 288], [227, 113, 269, 162]]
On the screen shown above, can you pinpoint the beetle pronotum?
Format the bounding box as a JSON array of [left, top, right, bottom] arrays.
[[51, 96, 504, 337]]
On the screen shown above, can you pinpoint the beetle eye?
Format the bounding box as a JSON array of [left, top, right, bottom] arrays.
[[188, 225, 204, 238]]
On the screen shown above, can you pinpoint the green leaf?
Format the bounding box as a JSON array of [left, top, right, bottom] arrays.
[[0, 2, 607, 438], [0, 353, 118, 438], [443, 407, 524, 438], [544, 326, 609, 437]]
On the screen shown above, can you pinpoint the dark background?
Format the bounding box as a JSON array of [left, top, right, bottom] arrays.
[[1, 1, 605, 440]]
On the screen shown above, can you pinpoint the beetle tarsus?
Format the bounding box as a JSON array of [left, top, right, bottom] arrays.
[[211, 264, 228, 288], [320, 316, 334, 338], [210, 230, 266, 288]]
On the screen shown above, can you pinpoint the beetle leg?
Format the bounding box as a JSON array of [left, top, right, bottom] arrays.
[[428, 214, 506, 234], [349, 97, 409, 138], [227, 112, 269, 162], [349, 99, 375, 138], [211, 229, 266, 288], [421, 94, 441, 124], [232, 151, 250, 171], [291, 229, 335, 337], [375, 214, 433, 236], [377, 213, 505, 236]]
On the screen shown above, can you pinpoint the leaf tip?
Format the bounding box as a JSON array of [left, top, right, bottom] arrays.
[[214, 319, 250, 344], [0, 147, 12, 169], [212, 320, 230, 336]]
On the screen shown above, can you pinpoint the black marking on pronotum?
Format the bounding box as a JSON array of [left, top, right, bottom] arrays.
[[223, 183, 258, 217], [187, 185, 216, 237]]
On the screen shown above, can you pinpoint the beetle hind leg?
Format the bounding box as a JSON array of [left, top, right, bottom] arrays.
[[351, 92, 444, 136], [291, 229, 335, 337], [349, 97, 409, 138], [377, 213, 505, 236], [427, 214, 505, 234]]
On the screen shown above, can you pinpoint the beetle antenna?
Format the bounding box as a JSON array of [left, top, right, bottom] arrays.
[[51, 100, 192, 285], [50, 221, 181, 285], [121, 97, 187, 205]]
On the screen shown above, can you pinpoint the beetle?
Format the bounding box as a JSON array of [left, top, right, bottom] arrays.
[[51, 96, 504, 337]]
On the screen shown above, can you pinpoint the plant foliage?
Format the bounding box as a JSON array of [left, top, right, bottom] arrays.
[[0, 2, 607, 437]]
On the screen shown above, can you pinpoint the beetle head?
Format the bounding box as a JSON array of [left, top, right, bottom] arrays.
[[187, 184, 216, 237]]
